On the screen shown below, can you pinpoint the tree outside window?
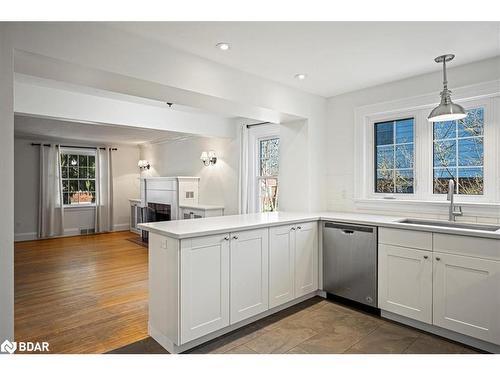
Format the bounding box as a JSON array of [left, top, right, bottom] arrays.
[[61, 151, 96, 205], [433, 108, 484, 195], [258, 137, 279, 212], [374, 118, 415, 194]]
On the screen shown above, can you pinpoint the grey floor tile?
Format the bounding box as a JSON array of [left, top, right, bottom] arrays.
[[224, 344, 259, 354], [404, 334, 480, 354], [245, 325, 318, 354], [345, 323, 420, 354]]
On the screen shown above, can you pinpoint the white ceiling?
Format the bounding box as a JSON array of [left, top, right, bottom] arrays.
[[110, 22, 500, 97], [14, 115, 192, 145]]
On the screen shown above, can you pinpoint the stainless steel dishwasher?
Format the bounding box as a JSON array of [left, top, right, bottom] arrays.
[[323, 222, 378, 307]]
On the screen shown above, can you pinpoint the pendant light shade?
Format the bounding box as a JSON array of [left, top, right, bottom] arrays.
[[428, 54, 466, 123]]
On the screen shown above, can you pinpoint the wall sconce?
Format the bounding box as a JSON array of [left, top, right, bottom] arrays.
[[138, 159, 150, 170], [200, 150, 217, 166]]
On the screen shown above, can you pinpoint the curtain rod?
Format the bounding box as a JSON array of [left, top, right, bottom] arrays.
[[246, 122, 271, 128], [31, 143, 117, 151]]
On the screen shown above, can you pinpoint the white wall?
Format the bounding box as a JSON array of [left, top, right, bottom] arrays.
[[278, 120, 310, 212], [140, 135, 239, 215], [0, 23, 14, 343], [327, 56, 500, 220], [14, 137, 140, 240]]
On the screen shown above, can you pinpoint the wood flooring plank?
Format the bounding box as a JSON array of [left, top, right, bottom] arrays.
[[14, 231, 148, 354]]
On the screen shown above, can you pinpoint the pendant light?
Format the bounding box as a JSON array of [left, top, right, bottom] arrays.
[[428, 54, 466, 122]]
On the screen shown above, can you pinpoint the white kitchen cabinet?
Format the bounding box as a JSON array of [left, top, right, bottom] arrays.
[[230, 228, 269, 324], [294, 222, 318, 298], [180, 233, 230, 344], [433, 251, 500, 345], [269, 222, 319, 308], [378, 244, 433, 324], [269, 224, 295, 308]]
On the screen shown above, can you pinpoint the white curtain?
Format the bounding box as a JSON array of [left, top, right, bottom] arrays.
[[95, 147, 113, 232], [38, 145, 64, 238], [238, 124, 250, 214]]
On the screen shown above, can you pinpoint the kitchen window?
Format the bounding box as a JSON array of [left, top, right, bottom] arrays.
[[433, 107, 484, 195], [355, 90, 498, 215], [374, 118, 414, 194], [60, 149, 96, 206]]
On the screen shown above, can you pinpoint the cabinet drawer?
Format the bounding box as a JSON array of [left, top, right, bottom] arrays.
[[433, 233, 500, 261], [379, 227, 432, 251]]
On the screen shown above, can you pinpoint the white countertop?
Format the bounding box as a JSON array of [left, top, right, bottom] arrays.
[[138, 211, 500, 240], [179, 204, 225, 210]]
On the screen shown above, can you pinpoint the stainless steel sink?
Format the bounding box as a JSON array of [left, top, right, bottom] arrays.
[[398, 219, 500, 232]]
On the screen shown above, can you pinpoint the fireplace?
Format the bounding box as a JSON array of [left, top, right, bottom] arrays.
[[141, 203, 172, 242]]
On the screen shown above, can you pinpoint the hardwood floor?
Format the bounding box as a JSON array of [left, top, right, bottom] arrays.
[[14, 231, 148, 354]]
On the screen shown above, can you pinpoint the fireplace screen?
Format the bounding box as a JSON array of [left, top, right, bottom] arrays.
[[147, 203, 171, 223]]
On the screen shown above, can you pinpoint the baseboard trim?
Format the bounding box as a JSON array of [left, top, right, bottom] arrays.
[[381, 310, 500, 353], [113, 223, 129, 231], [14, 232, 37, 241], [149, 291, 320, 354], [15, 223, 131, 242]]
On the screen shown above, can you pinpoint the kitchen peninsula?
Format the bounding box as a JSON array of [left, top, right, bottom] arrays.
[[139, 211, 500, 354]]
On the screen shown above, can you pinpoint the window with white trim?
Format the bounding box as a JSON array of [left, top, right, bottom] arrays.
[[247, 124, 280, 213], [356, 92, 498, 207], [258, 137, 280, 212], [432, 107, 484, 195], [60, 149, 96, 206], [374, 118, 414, 194]]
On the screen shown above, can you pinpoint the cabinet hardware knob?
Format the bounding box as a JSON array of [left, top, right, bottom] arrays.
[[297, 226, 302, 230], [224, 236, 230, 241], [436, 257, 441, 261], [423, 255, 428, 259], [291, 227, 296, 231], [232, 235, 239, 240]]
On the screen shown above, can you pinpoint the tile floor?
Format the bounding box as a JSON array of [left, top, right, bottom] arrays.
[[109, 297, 482, 354]]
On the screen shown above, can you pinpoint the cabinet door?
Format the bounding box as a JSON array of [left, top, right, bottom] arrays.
[[180, 234, 230, 344], [230, 228, 269, 324], [269, 225, 295, 308], [433, 252, 500, 344], [294, 222, 318, 298], [378, 244, 432, 324]]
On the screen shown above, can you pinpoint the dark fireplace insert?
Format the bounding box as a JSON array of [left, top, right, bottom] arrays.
[[141, 203, 171, 242]]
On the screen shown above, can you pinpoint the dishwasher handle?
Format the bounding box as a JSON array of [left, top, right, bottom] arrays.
[[324, 222, 374, 233]]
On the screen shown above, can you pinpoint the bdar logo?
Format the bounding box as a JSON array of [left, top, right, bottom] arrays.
[[1, 339, 17, 354]]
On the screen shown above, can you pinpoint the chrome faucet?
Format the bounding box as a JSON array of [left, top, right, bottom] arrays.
[[447, 179, 463, 221]]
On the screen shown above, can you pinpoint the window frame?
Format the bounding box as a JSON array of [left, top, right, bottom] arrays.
[[367, 109, 420, 200], [356, 92, 498, 208], [425, 99, 494, 203], [373, 116, 416, 196], [257, 136, 280, 213], [247, 124, 280, 213], [60, 147, 97, 208]]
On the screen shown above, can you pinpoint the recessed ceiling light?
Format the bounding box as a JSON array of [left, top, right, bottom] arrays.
[[295, 73, 307, 80], [216, 42, 230, 51]]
